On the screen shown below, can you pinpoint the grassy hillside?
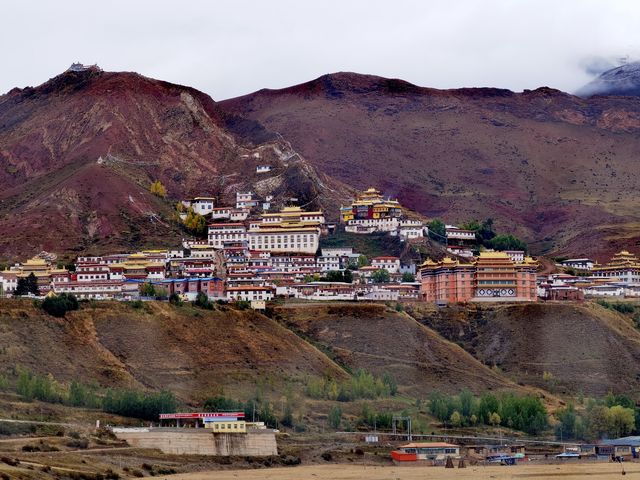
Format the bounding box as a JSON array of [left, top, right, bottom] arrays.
[[4, 299, 639, 411], [0, 299, 346, 403], [271, 303, 526, 396]]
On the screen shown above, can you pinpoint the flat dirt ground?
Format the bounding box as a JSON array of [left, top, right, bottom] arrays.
[[171, 462, 638, 480]]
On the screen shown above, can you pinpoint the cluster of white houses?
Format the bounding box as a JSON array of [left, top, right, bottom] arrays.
[[538, 251, 640, 300], [6, 185, 640, 306]]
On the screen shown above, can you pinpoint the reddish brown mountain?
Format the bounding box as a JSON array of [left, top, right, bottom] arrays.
[[220, 72, 640, 259], [0, 68, 345, 260]]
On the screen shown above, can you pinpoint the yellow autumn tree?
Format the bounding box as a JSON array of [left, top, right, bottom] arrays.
[[150, 180, 167, 198], [183, 208, 206, 237]]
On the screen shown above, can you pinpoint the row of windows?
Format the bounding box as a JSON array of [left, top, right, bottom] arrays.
[[212, 423, 241, 430]]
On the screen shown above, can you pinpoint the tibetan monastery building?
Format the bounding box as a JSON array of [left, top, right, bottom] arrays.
[[419, 251, 538, 303], [592, 250, 640, 284], [340, 187, 403, 233]]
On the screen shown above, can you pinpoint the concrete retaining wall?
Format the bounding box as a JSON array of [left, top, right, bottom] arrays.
[[114, 428, 278, 456]]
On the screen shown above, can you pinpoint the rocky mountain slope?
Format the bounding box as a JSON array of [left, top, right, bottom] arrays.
[[0, 67, 348, 260], [220, 72, 640, 259], [577, 61, 640, 97]]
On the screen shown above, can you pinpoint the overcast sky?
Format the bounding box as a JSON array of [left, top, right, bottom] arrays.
[[2, 0, 639, 100]]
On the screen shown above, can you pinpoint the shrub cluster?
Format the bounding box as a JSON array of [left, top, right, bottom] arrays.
[[12, 368, 177, 421], [428, 389, 547, 435], [102, 390, 177, 421], [41, 293, 79, 317], [306, 370, 397, 401]]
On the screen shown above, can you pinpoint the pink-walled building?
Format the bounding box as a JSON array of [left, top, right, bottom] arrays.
[[419, 252, 537, 303]]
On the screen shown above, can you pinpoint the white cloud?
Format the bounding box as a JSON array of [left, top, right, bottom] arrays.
[[1, 0, 639, 99]]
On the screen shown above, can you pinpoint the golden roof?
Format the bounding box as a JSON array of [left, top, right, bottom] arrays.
[[23, 257, 49, 266], [477, 251, 511, 259], [593, 250, 640, 270]]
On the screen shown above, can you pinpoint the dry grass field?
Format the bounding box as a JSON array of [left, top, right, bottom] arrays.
[[171, 462, 638, 480]]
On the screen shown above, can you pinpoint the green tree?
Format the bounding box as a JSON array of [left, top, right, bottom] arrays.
[[401, 272, 415, 282], [41, 293, 79, 318], [325, 270, 345, 282], [382, 372, 398, 396], [478, 218, 496, 243], [139, 283, 156, 297], [459, 389, 476, 420], [343, 269, 353, 283], [149, 180, 167, 198], [427, 219, 446, 242], [478, 393, 500, 424], [194, 291, 213, 310], [281, 400, 294, 428], [357, 255, 369, 268], [428, 391, 451, 422], [168, 293, 182, 306], [586, 404, 610, 439], [556, 403, 577, 440], [328, 406, 342, 430], [371, 269, 390, 283], [461, 220, 481, 231], [489, 412, 501, 426], [608, 405, 635, 438], [450, 410, 462, 427], [488, 234, 527, 252], [15, 273, 39, 296]]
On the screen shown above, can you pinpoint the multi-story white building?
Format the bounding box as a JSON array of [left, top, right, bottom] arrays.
[[505, 250, 525, 264], [230, 208, 250, 221], [190, 197, 216, 216], [76, 264, 111, 282], [396, 220, 425, 240], [53, 280, 124, 299], [248, 227, 319, 254], [0, 270, 17, 295], [246, 207, 323, 255], [236, 192, 259, 209], [208, 223, 248, 249], [561, 258, 595, 271], [371, 256, 401, 274], [316, 255, 341, 272], [345, 217, 400, 234], [210, 207, 232, 220], [226, 286, 275, 302]]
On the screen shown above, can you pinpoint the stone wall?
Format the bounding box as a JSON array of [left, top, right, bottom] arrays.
[[113, 427, 278, 456]]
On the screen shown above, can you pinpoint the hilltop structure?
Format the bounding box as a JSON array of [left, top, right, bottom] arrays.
[[419, 251, 538, 303], [340, 187, 425, 239], [340, 188, 403, 233]]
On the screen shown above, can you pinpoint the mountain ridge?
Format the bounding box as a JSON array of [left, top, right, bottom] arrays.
[[220, 71, 640, 260], [0, 67, 348, 260]]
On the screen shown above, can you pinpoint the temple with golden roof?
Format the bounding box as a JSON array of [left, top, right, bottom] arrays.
[[592, 250, 640, 284], [419, 251, 538, 303], [340, 187, 406, 234]]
